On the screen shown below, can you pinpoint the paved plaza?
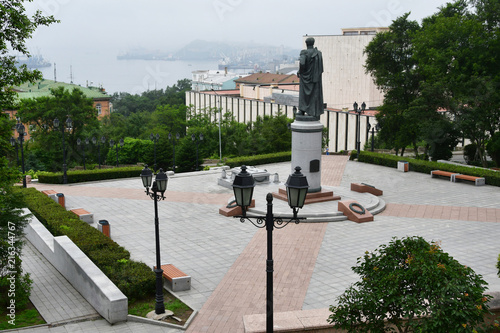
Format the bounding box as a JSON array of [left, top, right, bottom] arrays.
[[8, 155, 500, 332]]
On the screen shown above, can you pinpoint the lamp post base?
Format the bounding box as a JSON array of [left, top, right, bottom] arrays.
[[154, 268, 165, 314]]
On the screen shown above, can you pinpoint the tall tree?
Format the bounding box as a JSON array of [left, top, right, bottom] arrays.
[[1, 0, 57, 315], [0, 0, 57, 109], [364, 13, 422, 156], [17, 87, 100, 171], [414, 0, 500, 166]]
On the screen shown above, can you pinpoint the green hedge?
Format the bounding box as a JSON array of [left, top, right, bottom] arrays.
[[37, 166, 143, 184], [19, 187, 155, 300], [355, 151, 500, 187], [225, 151, 291, 168]]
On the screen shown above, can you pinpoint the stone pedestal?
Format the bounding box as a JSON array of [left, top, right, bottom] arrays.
[[291, 116, 323, 193]]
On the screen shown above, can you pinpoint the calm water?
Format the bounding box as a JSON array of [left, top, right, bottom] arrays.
[[36, 49, 219, 95]]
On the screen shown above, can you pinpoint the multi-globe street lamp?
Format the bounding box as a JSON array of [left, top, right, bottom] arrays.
[[168, 132, 180, 171], [77, 137, 90, 170], [140, 165, 168, 315], [109, 138, 124, 167], [92, 136, 106, 169], [353, 101, 366, 159], [232, 165, 309, 333], [150, 133, 160, 172], [53, 116, 72, 184], [191, 133, 203, 171]]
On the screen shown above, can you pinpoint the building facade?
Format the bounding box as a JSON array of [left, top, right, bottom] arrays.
[[5, 79, 112, 139]]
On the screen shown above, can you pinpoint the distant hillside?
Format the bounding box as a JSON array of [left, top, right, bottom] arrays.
[[174, 39, 299, 61]]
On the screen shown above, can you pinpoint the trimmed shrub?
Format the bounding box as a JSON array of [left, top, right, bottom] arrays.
[[225, 151, 291, 168], [18, 188, 155, 299], [357, 151, 500, 186], [37, 166, 143, 184]]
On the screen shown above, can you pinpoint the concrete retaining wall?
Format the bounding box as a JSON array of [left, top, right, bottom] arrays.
[[24, 209, 128, 324]]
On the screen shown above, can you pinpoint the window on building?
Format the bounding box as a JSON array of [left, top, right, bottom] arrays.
[[96, 103, 102, 115]]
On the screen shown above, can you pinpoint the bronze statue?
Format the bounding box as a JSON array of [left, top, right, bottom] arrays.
[[298, 37, 324, 120]]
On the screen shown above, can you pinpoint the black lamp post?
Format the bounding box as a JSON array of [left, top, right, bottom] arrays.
[[353, 101, 366, 159], [110, 138, 124, 167], [168, 132, 180, 171], [77, 138, 90, 170], [54, 116, 72, 184], [14, 123, 27, 188], [140, 165, 168, 315], [191, 133, 203, 171], [92, 136, 106, 169], [232, 165, 309, 333], [369, 123, 381, 152], [150, 133, 160, 172]]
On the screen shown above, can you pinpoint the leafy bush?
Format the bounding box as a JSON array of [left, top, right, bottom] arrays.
[[329, 236, 492, 332], [19, 188, 155, 299], [464, 143, 482, 164], [487, 132, 500, 167]]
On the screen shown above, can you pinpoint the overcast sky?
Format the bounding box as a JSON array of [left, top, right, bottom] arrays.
[[26, 0, 453, 54]]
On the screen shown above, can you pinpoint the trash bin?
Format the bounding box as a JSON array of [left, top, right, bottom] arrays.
[[397, 161, 409, 172], [56, 193, 65, 208], [98, 220, 110, 238]]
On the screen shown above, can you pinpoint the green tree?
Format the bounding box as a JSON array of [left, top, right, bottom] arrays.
[[364, 13, 422, 156], [413, 0, 500, 166], [0, 0, 56, 314], [0, 0, 57, 110], [17, 87, 100, 171], [329, 236, 492, 332]]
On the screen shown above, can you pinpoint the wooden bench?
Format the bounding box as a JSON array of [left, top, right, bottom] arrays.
[[430, 170, 460, 181], [159, 264, 191, 292], [452, 174, 485, 186], [41, 190, 65, 207], [70, 208, 94, 224]]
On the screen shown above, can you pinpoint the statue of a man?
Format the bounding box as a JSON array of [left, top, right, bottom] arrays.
[[298, 37, 324, 119]]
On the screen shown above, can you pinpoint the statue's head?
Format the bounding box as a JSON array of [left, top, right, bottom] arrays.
[[305, 37, 315, 46]]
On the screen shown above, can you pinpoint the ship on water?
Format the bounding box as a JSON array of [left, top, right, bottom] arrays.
[[16, 54, 51, 69]]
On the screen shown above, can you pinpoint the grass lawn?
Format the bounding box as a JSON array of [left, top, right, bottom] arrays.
[[128, 289, 193, 326], [0, 301, 45, 330]]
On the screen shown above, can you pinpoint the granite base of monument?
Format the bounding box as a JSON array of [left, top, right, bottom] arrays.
[[291, 115, 324, 193], [273, 188, 340, 205]]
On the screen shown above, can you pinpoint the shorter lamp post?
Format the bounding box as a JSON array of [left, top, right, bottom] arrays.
[[353, 101, 366, 159], [232, 165, 309, 333], [168, 132, 180, 171], [15, 123, 27, 188], [92, 136, 106, 169], [110, 138, 124, 167], [77, 138, 90, 170], [140, 165, 168, 315], [54, 116, 72, 184], [191, 133, 203, 171], [150, 133, 160, 172], [369, 123, 381, 152], [10, 136, 19, 167]]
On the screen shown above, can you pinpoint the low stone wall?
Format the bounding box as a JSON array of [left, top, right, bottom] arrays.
[[24, 209, 128, 324]]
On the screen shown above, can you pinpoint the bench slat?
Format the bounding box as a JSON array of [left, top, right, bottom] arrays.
[[160, 264, 187, 281]]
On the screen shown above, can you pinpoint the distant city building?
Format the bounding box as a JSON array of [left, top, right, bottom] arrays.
[[186, 28, 387, 153], [191, 69, 240, 91], [4, 79, 112, 140], [310, 27, 389, 111]]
